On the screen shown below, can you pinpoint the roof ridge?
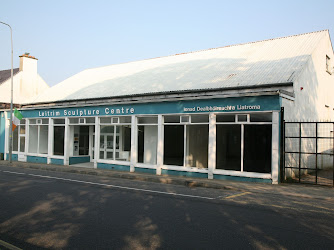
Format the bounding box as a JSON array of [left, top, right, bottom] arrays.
[[83, 30, 328, 72]]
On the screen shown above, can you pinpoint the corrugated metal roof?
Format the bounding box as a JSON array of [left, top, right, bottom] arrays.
[[32, 30, 329, 103]]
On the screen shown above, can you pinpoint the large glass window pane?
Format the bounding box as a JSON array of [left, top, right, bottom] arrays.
[[20, 125, 25, 134], [186, 125, 208, 168], [216, 125, 241, 171], [116, 125, 131, 161], [137, 125, 158, 164], [244, 125, 272, 173], [39, 126, 48, 154], [54, 126, 65, 156], [164, 125, 184, 166], [19, 137, 25, 152], [13, 128, 18, 151], [29, 125, 38, 153]]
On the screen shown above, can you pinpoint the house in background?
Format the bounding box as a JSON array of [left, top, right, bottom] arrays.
[[0, 53, 49, 159], [1, 30, 333, 184]]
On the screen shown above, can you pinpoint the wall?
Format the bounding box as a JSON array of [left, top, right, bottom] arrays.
[[282, 32, 334, 122], [0, 57, 49, 104]]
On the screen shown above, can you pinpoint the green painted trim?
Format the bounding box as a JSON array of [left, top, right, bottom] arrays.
[[161, 169, 208, 178], [134, 167, 156, 174], [6, 153, 18, 161], [213, 174, 272, 183], [97, 163, 130, 172], [50, 158, 64, 165], [69, 156, 90, 165], [27, 156, 47, 164], [20, 95, 281, 118]]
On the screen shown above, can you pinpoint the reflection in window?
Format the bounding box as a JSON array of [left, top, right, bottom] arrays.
[[164, 125, 184, 166], [244, 125, 272, 173], [137, 125, 158, 164], [216, 125, 241, 171], [99, 125, 131, 161], [186, 125, 208, 168], [54, 126, 65, 156]]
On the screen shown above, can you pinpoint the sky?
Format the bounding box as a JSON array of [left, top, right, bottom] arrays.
[[1, 0, 334, 87]]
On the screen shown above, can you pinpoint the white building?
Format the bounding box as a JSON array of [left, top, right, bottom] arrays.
[[1, 30, 333, 184], [0, 53, 49, 159]]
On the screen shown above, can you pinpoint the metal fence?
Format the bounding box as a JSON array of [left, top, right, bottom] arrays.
[[283, 121, 334, 186]]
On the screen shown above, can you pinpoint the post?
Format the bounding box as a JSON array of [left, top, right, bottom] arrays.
[[0, 21, 14, 163]]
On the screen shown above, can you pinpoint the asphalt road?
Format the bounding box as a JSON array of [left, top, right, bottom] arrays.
[[0, 165, 333, 249]]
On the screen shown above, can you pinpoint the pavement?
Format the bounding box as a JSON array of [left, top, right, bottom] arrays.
[[0, 160, 333, 201]]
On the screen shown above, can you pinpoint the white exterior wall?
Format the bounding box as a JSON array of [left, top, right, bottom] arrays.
[[0, 57, 49, 104], [282, 33, 334, 121]]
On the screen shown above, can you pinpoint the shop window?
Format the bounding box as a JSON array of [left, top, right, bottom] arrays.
[[28, 121, 48, 154], [54, 126, 65, 156], [12, 119, 26, 152], [163, 116, 209, 168], [79, 126, 90, 155], [13, 128, 18, 151], [243, 125, 272, 173], [216, 125, 241, 171], [137, 125, 158, 164], [164, 125, 184, 166], [186, 125, 208, 168], [99, 125, 131, 161]]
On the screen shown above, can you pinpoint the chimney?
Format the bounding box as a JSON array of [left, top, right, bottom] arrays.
[[18, 53, 39, 100], [19, 52, 38, 72]]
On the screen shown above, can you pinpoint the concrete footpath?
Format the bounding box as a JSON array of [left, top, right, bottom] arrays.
[[0, 160, 333, 201]]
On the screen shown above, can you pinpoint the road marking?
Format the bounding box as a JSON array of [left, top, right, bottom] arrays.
[[224, 192, 251, 199], [0, 239, 22, 250], [0, 170, 215, 200]]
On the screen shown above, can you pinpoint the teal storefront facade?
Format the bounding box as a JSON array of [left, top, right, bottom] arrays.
[[1, 95, 282, 184]]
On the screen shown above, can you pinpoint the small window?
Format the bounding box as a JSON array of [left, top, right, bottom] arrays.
[[250, 113, 272, 122], [119, 116, 131, 124], [100, 117, 111, 124], [54, 119, 65, 124], [37, 119, 42, 124], [326, 55, 331, 74], [191, 115, 209, 123], [164, 115, 180, 123], [112, 117, 119, 124], [216, 114, 235, 123], [86, 117, 95, 124], [138, 116, 158, 124], [42, 119, 49, 124], [69, 118, 79, 124], [181, 116, 190, 123], [237, 114, 247, 122], [79, 118, 85, 124]]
